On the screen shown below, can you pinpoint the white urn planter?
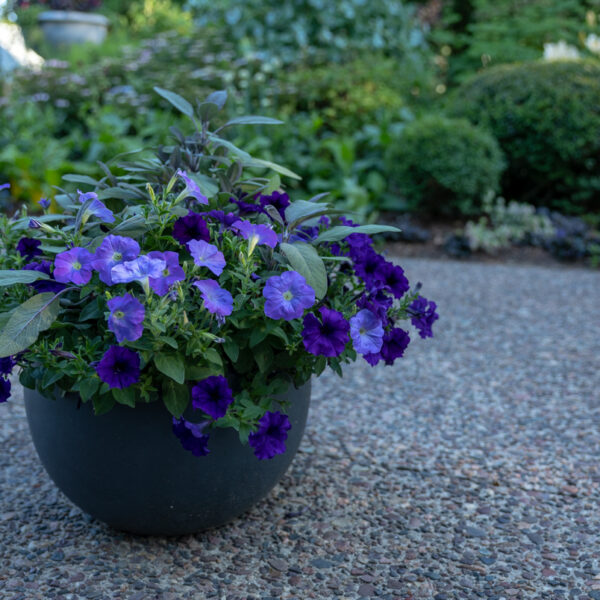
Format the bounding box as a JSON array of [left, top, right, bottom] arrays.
[[38, 10, 109, 46]]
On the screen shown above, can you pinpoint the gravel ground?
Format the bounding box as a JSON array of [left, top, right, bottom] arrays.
[[1, 258, 599, 600]]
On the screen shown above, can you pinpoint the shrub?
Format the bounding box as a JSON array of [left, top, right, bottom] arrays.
[[449, 60, 600, 214], [384, 114, 505, 216]]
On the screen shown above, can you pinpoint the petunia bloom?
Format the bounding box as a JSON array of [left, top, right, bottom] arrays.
[[176, 169, 208, 205], [349, 309, 384, 355], [191, 375, 234, 420], [231, 220, 278, 249], [147, 251, 185, 296], [23, 261, 66, 294], [259, 190, 290, 220], [352, 247, 386, 291], [0, 356, 15, 377], [38, 198, 51, 209], [172, 211, 210, 246], [107, 293, 145, 343], [95, 346, 141, 389], [364, 328, 410, 367], [91, 235, 141, 285], [248, 411, 291, 460], [0, 183, 10, 192], [263, 271, 315, 321], [193, 280, 233, 317], [111, 255, 166, 286], [16, 238, 42, 261], [380, 261, 409, 299], [77, 189, 115, 223], [301, 306, 350, 357], [54, 247, 94, 285], [172, 417, 210, 457], [188, 240, 226, 276], [0, 378, 11, 403], [409, 296, 439, 339]]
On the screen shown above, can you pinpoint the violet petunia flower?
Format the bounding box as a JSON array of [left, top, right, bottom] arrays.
[[0, 183, 10, 192], [409, 296, 439, 339], [95, 346, 141, 389], [107, 293, 145, 343], [16, 238, 42, 262], [364, 328, 410, 367], [263, 271, 315, 321], [188, 240, 226, 276], [259, 190, 290, 220], [147, 251, 185, 296], [380, 261, 409, 299], [172, 417, 210, 457], [352, 247, 386, 291], [301, 306, 350, 357], [54, 247, 94, 285], [229, 195, 262, 215], [248, 411, 291, 460], [0, 356, 15, 377], [191, 375, 234, 420], [205, 210, 238, 228], [356, 291, 393, 325], [77, 189, 115, 224], [193, 280, 233, 317], [349, 309, 384, 355], [172, 211, 210, 246], [231, 220, 278, 249], [111, 255, 166, 286], [38, 198, 51, 209], [176, 169, 208, 205], [92, 235, 140, 285], [0, 378, 11, 403], [23, 260, 65, 293]]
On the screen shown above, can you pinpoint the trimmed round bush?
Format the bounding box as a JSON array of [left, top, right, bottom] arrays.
[[449, 60, 600, 214], [385, 114, 505, 217]]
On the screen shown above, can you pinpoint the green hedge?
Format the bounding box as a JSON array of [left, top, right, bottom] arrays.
[[384, 114, 505, 216], [450, 60, 600, 214]]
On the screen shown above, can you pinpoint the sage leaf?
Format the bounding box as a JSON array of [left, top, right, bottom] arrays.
[[314, 224, 401, 244], [279, 242, 328, 300], [0, 270, 50, 287], [153, 86, 194, 119]]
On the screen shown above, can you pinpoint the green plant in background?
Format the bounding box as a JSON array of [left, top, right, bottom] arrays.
[[384, 114, 505, 217], [449, 60, 600, 215]]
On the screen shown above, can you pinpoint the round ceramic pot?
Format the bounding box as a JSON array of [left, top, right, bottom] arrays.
[[38, 11, 109, 46], [24, 382, 310, 536]]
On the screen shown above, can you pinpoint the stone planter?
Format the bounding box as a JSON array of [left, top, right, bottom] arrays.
[[24, 382, 310, 535], [38, 11, 109, 46]]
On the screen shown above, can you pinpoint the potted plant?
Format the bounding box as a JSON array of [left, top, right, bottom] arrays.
[[0, 88, 438, 535], [16, 0, 109, 46]]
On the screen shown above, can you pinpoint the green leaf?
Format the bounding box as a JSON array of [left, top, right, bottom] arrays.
[[279, 242, 328, 300], [154, 353, 186, 384], [204, 348, 223, 367], [79, 378, 100, 402], [93, 394, 115, 415], [223, 339, 239, 362], [185, 364, 219, 380], [62, 174, 99, 186], [41, 370, 63, 390], [284, 200, 330, 226], [243, 157, 301, 180], [163, 380, 189, 418], [222, 115, 283, 128], [159, 336, 178, 350], [254, 344, 273, 373], [0, 292, 62, 358], [0, 310, 14, 333], [112, 387, 136, 408], [153, 86, 194, 118], [314, 224, 401, 244], [250, 326, 268, 348], [205, 90, 227, 109], [0, 270, 50, 287], [79, 297, 103, 322]]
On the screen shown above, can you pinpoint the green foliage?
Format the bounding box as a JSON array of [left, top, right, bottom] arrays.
[[384, 114, 505, 216], [450, 60, 600, 214]]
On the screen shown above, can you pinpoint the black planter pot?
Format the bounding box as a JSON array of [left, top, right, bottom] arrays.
[[24, 382, 310, 536]]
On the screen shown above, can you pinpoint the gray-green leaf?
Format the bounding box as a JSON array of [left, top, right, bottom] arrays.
[[314, 224, 401, 244], [222, 116, 283, 128], [279, 242, 328, 300], [153, 86, 194, 118], [0, 270, 50, 287], [154, 353, 186, 384], [163, 380, 189, 418]]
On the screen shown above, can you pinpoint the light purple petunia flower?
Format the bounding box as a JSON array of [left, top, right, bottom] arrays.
[[77, 189, 115, 224], [248, 411, 291, 460], [263, 271, 315, 321], [188, 240, 226, 276], [111, 255, 166, 285], [92, 235, 141, 285], [0, 183, 10, 192], [147, 251, 186, 296], [176, 169, 208, 204], [107, 293, 145, 343], [38, 198, 51, 209], [231, 220, 278, 249], [193, 280, 233, 317], [54, 247, 94, 285], [349, 309, 384, 355]]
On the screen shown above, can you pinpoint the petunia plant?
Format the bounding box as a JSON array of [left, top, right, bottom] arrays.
[[0, 88, 438, 460]]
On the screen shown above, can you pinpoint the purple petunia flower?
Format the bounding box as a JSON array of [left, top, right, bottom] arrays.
[[0, 378, 11, 403], [380, 261, 409, 299], [176, 169, 208, 205], [188, 240, 226, 276], [205, 210, 238, 228], [54, 247, 94, 285], [350, 309, 384, 355], [92, 235, 141, 285], [38, 198, 51, 209], [301, 306, 350, 357], [409, 296, 439, 339], [23, 261, 66, 294], [0, 183, 10, 192], [364, 328, 410, 367], [146, 251, 185, 296], [193, 280, 233, 317], [232, 220, 278, 249], [259, 190, 290, 220], [107, 293, 145, 343], [352, 248, 386, 291], [248, 411, 291, 460], [95, 346, 141, 389], [77, 189, 115, 223], [172, 417, 210, 457], [263, 271, 315, 321], [111, 255, 166, 286], [356, 291, 393, 325], [229, 194, 262, 215], [191, 375, 234, 420], [172, 211, 210, 246], [0, 356, 15, 377], [16, 238, 42, 261]]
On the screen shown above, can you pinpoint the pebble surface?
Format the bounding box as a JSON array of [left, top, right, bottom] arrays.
[[1, 258, 599, 599]]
